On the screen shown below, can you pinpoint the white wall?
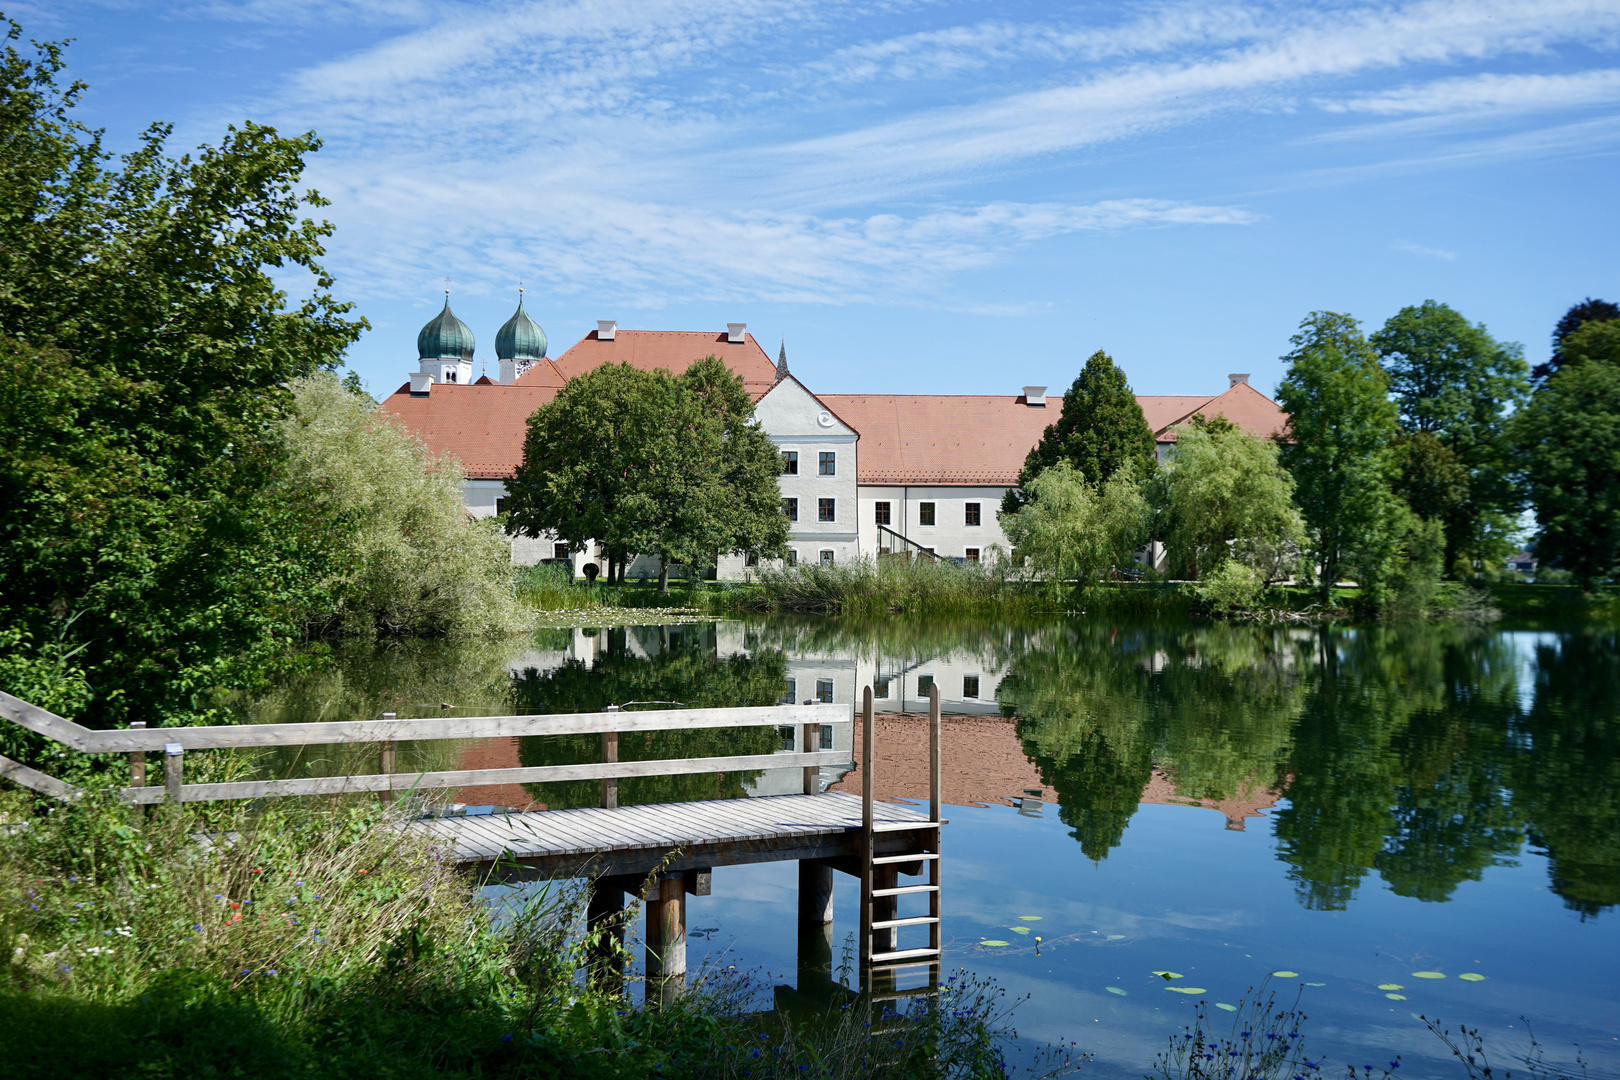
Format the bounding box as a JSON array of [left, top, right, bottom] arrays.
[[856, 485, 1010, 564], [747, 379, 861, 578]]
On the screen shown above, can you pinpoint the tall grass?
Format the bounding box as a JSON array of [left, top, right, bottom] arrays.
[[0, 771, 1073, 1079]]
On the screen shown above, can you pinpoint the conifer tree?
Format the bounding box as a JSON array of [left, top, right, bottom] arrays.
[[1001, 350, 1156, 515]]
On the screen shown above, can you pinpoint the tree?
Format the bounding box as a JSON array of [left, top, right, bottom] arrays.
[[1001, 349, 1156, 515], [1274, 312, 1405, 601], [0, 25, 365, 730], [1389, 430, 1469, 523], [1371, 301, 1528, 571], [1157, 415, 1304, 581], [999, 460, 1149, 584], [1535, 297, 1620, 383], [1516, 328, 1620, 586], [506, 358, 788, 594], [282, 373, 528, 637]]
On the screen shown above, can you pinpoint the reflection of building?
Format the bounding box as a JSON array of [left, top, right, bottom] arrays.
[[381, 301, 1289, 577]]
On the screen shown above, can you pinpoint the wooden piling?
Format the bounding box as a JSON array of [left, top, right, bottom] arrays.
[[645, 874, 686, 1007]]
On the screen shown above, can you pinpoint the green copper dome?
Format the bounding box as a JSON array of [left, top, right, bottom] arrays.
[[495, 297, 547, 361], [417, 298, 475, 361]]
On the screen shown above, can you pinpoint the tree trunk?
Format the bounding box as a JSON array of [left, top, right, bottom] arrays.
[[658, 557, 670, 595]]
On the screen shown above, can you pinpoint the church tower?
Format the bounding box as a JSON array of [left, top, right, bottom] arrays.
[[496, 291, 548, 384], [410, 295, 475, 392]]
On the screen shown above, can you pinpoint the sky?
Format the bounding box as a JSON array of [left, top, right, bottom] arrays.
[[19, 0, 1620, 400]]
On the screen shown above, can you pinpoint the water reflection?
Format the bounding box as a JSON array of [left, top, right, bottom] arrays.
[[254, 619, 1620, 917]]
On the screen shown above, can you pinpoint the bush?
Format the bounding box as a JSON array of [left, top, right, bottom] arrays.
[[284, 374, 530, 637], [1194, 561, 1266, 615]]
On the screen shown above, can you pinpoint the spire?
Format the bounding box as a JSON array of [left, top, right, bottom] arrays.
[[776, 338, 789, 382]]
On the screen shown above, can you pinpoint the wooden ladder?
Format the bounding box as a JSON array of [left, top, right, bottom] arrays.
[[859, 682, 942, 973]]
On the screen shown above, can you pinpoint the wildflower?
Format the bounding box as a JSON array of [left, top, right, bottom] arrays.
[[295, 880, 304, 886], [231, 903, 242, 910], [69, 917, 77, 922], [502, 1034, 513, 1043], [115, 926, 132, 937], [193, 924, 203, 931]]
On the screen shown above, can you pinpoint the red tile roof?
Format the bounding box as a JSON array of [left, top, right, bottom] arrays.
[[379, 381, 562, 479], [536, 329, 778, 401], [821, 384, 1289, 486]]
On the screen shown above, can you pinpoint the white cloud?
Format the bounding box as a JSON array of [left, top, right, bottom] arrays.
[[1323, 69, 1620, 115], [1393, 240, 1457, 260]]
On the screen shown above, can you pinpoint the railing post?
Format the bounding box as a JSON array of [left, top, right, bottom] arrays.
[[163, 743, 183, 818], [601, 704, 619, 809], [128, 721, 146, 788], [802, 720, 820, 794], [860, 685, 874, 966], [378, 713, 396, 807]]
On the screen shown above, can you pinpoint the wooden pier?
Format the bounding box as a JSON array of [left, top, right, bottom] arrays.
[[0, 686, 945, 1000]]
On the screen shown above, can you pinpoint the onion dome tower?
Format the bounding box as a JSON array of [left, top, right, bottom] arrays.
[[410, 293, 475, 393], [496, 290, 548, 384]]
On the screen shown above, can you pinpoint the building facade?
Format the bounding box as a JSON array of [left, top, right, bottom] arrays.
[[381, 299, 1290, 578]]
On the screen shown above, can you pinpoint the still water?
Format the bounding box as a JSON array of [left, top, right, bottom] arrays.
[[253, 619, 1620, 1078]]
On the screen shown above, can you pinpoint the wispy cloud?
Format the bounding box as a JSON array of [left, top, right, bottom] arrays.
[[1393, 240, 1458, 260]]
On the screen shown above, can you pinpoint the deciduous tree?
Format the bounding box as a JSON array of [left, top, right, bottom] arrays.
[[1000, 460, 1149, 584], [1535, 297, 1620, 383], [1275, 312, 1404, 601]]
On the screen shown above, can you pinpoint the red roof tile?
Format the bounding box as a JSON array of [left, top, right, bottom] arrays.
[[820, 386, 1289, 486], [537, 329, 777, 401], [378, 382, 561, 479]]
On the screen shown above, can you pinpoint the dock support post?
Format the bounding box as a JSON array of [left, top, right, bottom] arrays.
[[645, 874, 686, 1007], [799, 860, 834, 926], [587, 874, 631, 992], [802, 722, 821, 794], [163, 743, 183, 819]]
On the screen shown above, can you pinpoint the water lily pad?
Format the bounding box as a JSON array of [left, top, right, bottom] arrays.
[[1272, 971, 1300, 978], [1386, 993, 1407, 1001], [1106, 934, 1127, 941], [1152, 971, 1184, 980], [1167, 987, 1207, 994], [1017, 916, 1043, 922], [1378, 984, 1404, 991], [1412, 971, 1446, 979], [1106, 986, 1129, 997], [1306, 982, 1326, 987], [1010, 926, 1031, 935], [980, 940, 1010, 948], [1458, 973, 1486, 982], [1215, 1003, 1238, 1012]]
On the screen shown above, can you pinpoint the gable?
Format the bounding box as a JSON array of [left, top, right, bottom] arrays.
[[753, 376, 858, 438]]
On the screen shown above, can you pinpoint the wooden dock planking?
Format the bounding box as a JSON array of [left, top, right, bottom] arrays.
[[414, 791, 935, 880]]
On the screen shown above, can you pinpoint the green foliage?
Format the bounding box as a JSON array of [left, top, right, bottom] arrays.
[[1537, 296, 1620, 382], [1372, 301, 1528, 571], [752, 555, 1054, 617], [1001, 461, 1149, 585], [0, 26, 365, 729], [1003, 350, 1156, 515], [1194, 561, 1266, 614], [283, 373, 528, 637], [1516, 340, 1620, 586], [1390, 430, 1470, 522], [1157, 418, 1303, 581], [1275, 312, 1405, 602], [508, 359, 788, 592]]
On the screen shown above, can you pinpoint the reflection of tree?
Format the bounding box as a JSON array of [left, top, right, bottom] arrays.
[[512, 625, 788, 808], [1512, 631, 1620, 918]]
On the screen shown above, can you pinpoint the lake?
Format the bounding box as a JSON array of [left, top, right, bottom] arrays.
[[250, 617, 1620, 1079]]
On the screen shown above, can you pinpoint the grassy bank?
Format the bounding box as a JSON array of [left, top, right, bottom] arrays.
[[0, 776, 1065, 1080]]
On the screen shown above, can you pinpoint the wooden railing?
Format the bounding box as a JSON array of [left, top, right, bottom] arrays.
[[0, 690, 850, 809]]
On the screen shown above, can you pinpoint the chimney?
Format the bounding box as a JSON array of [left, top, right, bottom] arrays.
[[1228, 373, 1250, 388], [409, 371, 433, 395], [727, 322, 747, 344], [1022, 385, 1047, 406], [597, 320, 617, 341]]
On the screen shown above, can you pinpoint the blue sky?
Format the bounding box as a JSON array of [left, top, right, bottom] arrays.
[[22, 0, 1620, 399]]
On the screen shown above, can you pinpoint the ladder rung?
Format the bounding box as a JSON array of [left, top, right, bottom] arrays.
[[871, 820, 939, 833], [871, 915, 939, 930], [872, 884, 939, 897], [869, 947, 941, 963], [871, 852, 939, 865], [871, 988, 939, 1001]]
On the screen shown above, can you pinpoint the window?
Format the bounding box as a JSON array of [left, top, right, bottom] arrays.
[[783, 678, 797, 704], [874, 677, 890, 699], [782, 498, 798, 522], [786, 549, 798, 566], [820, 724, 834, 749], [819, 451, 836, 476], [779, 725, 796, 750], [745, 551, 759, 567], [554, 543, 570, 561], [495, 497, 508, 516], [965, 547, 980, 563], [874, 501, 891, 525], [965, 502, 981, 526], [781, 451, 798, 475], [816, 678, 834, 703], [917, 674, 934, 696], [919, 502, 936, 526], [819, 549, 835, 567], [818, 498, 836, 522], [444, 369, 457, 383], [963, 675, 980, 698]]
